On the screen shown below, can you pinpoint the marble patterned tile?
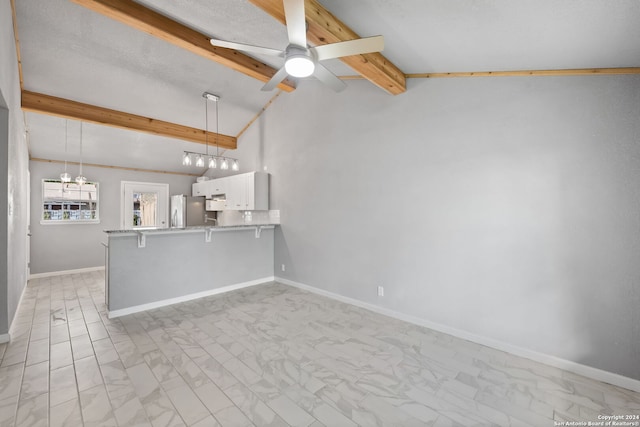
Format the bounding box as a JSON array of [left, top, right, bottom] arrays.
[[267, 395, 316, 427], [20, 360, 49, 401], [213, 405, 254, 427], [3, 273, 639, 427], [50, 365, 78, 407], [190, 415, 221, 427], [79, 384, 117, 427], [15, 392, 48, 427], [140, 388, 185, 427], [163, 384, 210, 426], [50, 324, 70, 345], [25, 338, 49, 367], [0, 364, 23, 401], [0, 395, 18, 426], [193, 382, 234, 414], [50, 340, 73, 370], [113, 337, 146, 368], [50, 397, 83, 427], [93, 338, 120, 365], [71, 334, 95, 361], [86, 321, 109, 342], [224, 381, 289, 427], [75, 355, 103, 392]]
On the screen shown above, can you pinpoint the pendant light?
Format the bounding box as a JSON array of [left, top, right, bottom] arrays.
[[182, 152, 192, 166], [182, 92, 238, 171], [75, 122, 87, 185], [60, 120, 72, 182]]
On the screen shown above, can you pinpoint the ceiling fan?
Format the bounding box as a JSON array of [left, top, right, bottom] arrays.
[[209, 0, 384, 92]]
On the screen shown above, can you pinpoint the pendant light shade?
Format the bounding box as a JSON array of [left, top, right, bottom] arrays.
[[182, 152, 192, 166], [231, 159, 239, 171], [195, 154, 204, 168], [220, 158, 229, 170], [208, 157, 217, 169]]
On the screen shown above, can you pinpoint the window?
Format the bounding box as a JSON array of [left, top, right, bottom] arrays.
[[42, 179, 99, 224]]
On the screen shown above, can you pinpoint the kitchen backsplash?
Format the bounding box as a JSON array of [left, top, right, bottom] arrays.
[[217, 210, 280, 226]]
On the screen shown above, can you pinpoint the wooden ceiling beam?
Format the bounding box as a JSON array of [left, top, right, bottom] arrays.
[[70, 0, 296, 92], [22, 91, 237, 149], [249, 0, 406, 95]]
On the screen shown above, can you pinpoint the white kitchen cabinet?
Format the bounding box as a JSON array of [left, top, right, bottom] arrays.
[[194, 172, 268, 210], [193, 179, 228, 198], [224, 175, 246, 210], [206, 178, 227, 197], [192, 181, 206, 197]]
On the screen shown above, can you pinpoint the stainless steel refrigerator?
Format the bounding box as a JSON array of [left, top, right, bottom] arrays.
[[170, 195, 206, 228]]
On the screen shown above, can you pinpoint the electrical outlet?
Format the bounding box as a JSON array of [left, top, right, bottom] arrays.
[[281, 264, 286, 272], [377, 286, 384, 297]]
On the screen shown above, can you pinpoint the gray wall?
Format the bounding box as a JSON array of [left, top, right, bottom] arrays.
[[240, 76, 640, 381], [1, 0, 30, 337], [29, 161, 195, 274]]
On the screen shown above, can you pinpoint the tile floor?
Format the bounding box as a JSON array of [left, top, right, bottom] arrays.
[[0, 271, 639, 426]]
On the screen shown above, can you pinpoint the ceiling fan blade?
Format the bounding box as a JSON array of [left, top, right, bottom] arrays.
[[262, 66, 290, 91], [313, 63, 346, 92], [283, 0, 307, 47], [310, 35, 384, 61], [210, 38, 284, 57]]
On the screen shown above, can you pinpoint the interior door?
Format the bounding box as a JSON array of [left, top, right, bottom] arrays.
[[121, 181, 169, 229]]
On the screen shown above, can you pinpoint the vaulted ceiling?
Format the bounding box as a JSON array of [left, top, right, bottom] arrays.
[[14, 0, 640, 175]]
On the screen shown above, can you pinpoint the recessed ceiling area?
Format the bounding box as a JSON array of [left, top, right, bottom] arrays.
[[14, 0, 640, 174]]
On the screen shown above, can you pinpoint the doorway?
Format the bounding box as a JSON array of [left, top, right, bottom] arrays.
[[120, 181, 169, 229]]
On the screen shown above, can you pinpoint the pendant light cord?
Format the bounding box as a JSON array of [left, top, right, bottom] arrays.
[[64, 120, 68, 173], [205, 97, 209, 156], [79, 122, 83, 177], [215, 97, 219, 157]]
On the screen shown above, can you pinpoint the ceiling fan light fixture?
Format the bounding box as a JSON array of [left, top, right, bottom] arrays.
[[285, 56, 315, 77], [284, 46, 315, 77]]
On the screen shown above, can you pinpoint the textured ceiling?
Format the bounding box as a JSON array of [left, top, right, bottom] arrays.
[[15, 0, 640, 174]]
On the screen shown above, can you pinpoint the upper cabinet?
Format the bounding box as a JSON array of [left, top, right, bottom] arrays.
[[192, 179, 227, 198], [194, 172, 268, 211]]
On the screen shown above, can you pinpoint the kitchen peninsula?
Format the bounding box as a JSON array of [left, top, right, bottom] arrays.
[[104, 171, 278, 318], [104, 224, 276, 318]]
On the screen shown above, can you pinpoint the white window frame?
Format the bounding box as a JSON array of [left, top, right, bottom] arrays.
[[41, 179, 100, 225]]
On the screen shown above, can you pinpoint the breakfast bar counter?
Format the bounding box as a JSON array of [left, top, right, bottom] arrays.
[[104, 225, 276, 317]]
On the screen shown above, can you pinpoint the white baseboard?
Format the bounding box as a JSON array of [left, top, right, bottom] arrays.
[[0, 333, 9, 344], [276, 276, 640, 393], [29, 266, 105, 280], [108, 276, 275, 319]]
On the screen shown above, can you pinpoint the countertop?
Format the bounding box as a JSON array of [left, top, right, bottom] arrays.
[[104, 224, 277, 234]]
